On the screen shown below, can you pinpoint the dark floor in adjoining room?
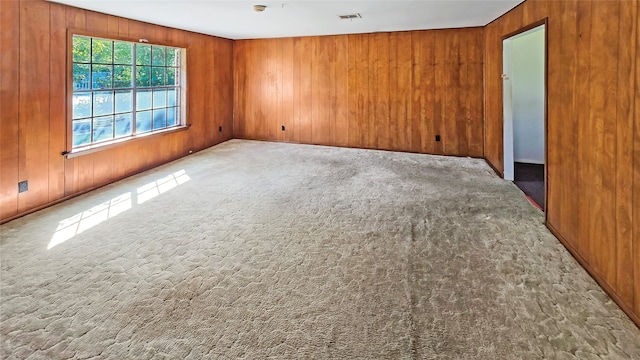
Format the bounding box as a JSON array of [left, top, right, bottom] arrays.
[[514, 162, 544, 209]]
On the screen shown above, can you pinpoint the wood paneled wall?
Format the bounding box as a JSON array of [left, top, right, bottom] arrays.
[[0, 0, 234, 222], [484, 0, 640, 325], [234, 28, 484, 157]]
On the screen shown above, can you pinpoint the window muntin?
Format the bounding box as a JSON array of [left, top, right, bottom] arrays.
[[71, 35, 183, 148]]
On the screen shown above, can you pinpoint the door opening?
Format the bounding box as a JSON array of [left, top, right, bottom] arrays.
[[502, 23, 547, 210]]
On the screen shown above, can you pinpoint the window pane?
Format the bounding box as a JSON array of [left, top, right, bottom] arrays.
[[72, 64, 91, 90], [71, 36, 183, 147], [136, 90, 152, 110], [113, 65, 133, 88], [151, 67, 165, 86], [136, 44, 151, 65], [166, 48, 178, 66], [153, 89, 166, 108], [92, 39, 112, 64], [72, 119, 92, 147], [152, 109, 166, 130], [72, 36, 91, 63], [152, 47, 166, 66], [136, 66, 151, 87], [114, 42, 132, 64], [92, 65, 112, 89], [166, 107, 177, 127], [72, 93, 92, 119], [167, 89, 178, 107], [115, 113, 133, 137], [93, 91, 114, 116], [136, 111, 152, 133], [166, 68, 177, 86], [115, 91, 133, 113], [93, 115, 114, 142]]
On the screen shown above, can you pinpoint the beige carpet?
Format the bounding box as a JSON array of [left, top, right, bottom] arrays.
[[1, 139, 639, 359]]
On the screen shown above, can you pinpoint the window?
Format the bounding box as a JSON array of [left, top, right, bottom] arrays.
[[70, 34, 185, 149]]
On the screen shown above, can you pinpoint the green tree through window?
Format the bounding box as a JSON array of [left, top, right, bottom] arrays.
[[71, 35, 183, 148]]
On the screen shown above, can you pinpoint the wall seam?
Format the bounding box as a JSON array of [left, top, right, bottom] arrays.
[[633, 0, 639, 313]]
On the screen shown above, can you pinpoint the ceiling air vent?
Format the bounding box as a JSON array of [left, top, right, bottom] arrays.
[[338, 13, 362, 20]]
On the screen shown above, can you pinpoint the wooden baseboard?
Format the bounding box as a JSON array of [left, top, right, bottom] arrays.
[[233, 137, 485, 159], [547, 222, 640, 329], [0, 138, 233, 225], [485, 158, 504, 177]]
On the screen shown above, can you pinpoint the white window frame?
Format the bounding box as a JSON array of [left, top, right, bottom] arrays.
[[66, 30, 188, 157]]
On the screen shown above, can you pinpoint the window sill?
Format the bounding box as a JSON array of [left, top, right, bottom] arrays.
[[64, 125, 190, 159]]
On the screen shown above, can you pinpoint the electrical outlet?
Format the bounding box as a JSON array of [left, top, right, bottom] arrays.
[[18, 180, 28, 193], [281, 125, 286, 131], [435, 135, 441, 142]]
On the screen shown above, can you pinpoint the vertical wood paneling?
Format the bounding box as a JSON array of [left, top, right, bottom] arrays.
[[326, 36, 337, 146], [107, 15, 118, 35], [18, 0, 50, 212], [456, 31, 468, 156], [235, 28, 484, 157], [0, 0, 20, 219], [85, 10, 108, 33], [412, 31, 435, 154], [389, 32, 412, 153], [547, 0, 577, 248], [281, 38, 295, 142], [483, 23, 504, 173], [292, 39, 302, 143], [294, 37, 313, 144], [274, 38, 284, 142], [615, 0, 637, 305], [265, 38, 278, 141], [375, 33, 390, 150], [467, 29, 484, 157], [188, 34, 206, 150], [334, 36, 349, 147], [63, 6, 86, 196], [202, 34, 216, 143], [214, 37, 234, 143], [233, 40, 246, 137], [433, 32, 445, 154], [366, 34, 378, 149], [48, 3, 66, 202], [442, 30, 461, 155], [167, 28, 184, 161], [389, 33, 400, 151], [634, 0, 640, 318], [576, 0, 593, 260], [1, 0, 234, 224], [312, 37, 330, 144], [484, 0, 640, 326], [348, 34, 369, 149], [585, 0, 619, 285], [245, 40, 257, 140], [118, 17, 129, 37]]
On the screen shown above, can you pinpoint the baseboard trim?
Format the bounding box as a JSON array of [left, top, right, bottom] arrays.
[[0, 138, 234, 225], [234, 137, 486, 159], [546, 222, 640, 329], [485, 158, 504, 177]]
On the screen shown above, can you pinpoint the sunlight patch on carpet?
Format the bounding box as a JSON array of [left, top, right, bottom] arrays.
[[48, 170, 190, 249]]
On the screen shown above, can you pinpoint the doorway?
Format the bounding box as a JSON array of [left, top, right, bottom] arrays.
[[502, 22, 546, 210]]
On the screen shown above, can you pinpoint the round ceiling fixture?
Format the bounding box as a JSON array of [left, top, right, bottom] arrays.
[[253, 5, 267, 12]]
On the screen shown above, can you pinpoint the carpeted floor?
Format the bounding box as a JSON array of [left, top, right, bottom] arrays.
[[1, 140, 639, 359], [514, 162, 545, 209]]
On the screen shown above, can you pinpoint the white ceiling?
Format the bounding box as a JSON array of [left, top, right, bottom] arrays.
[[49, 0, 524, 40]]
